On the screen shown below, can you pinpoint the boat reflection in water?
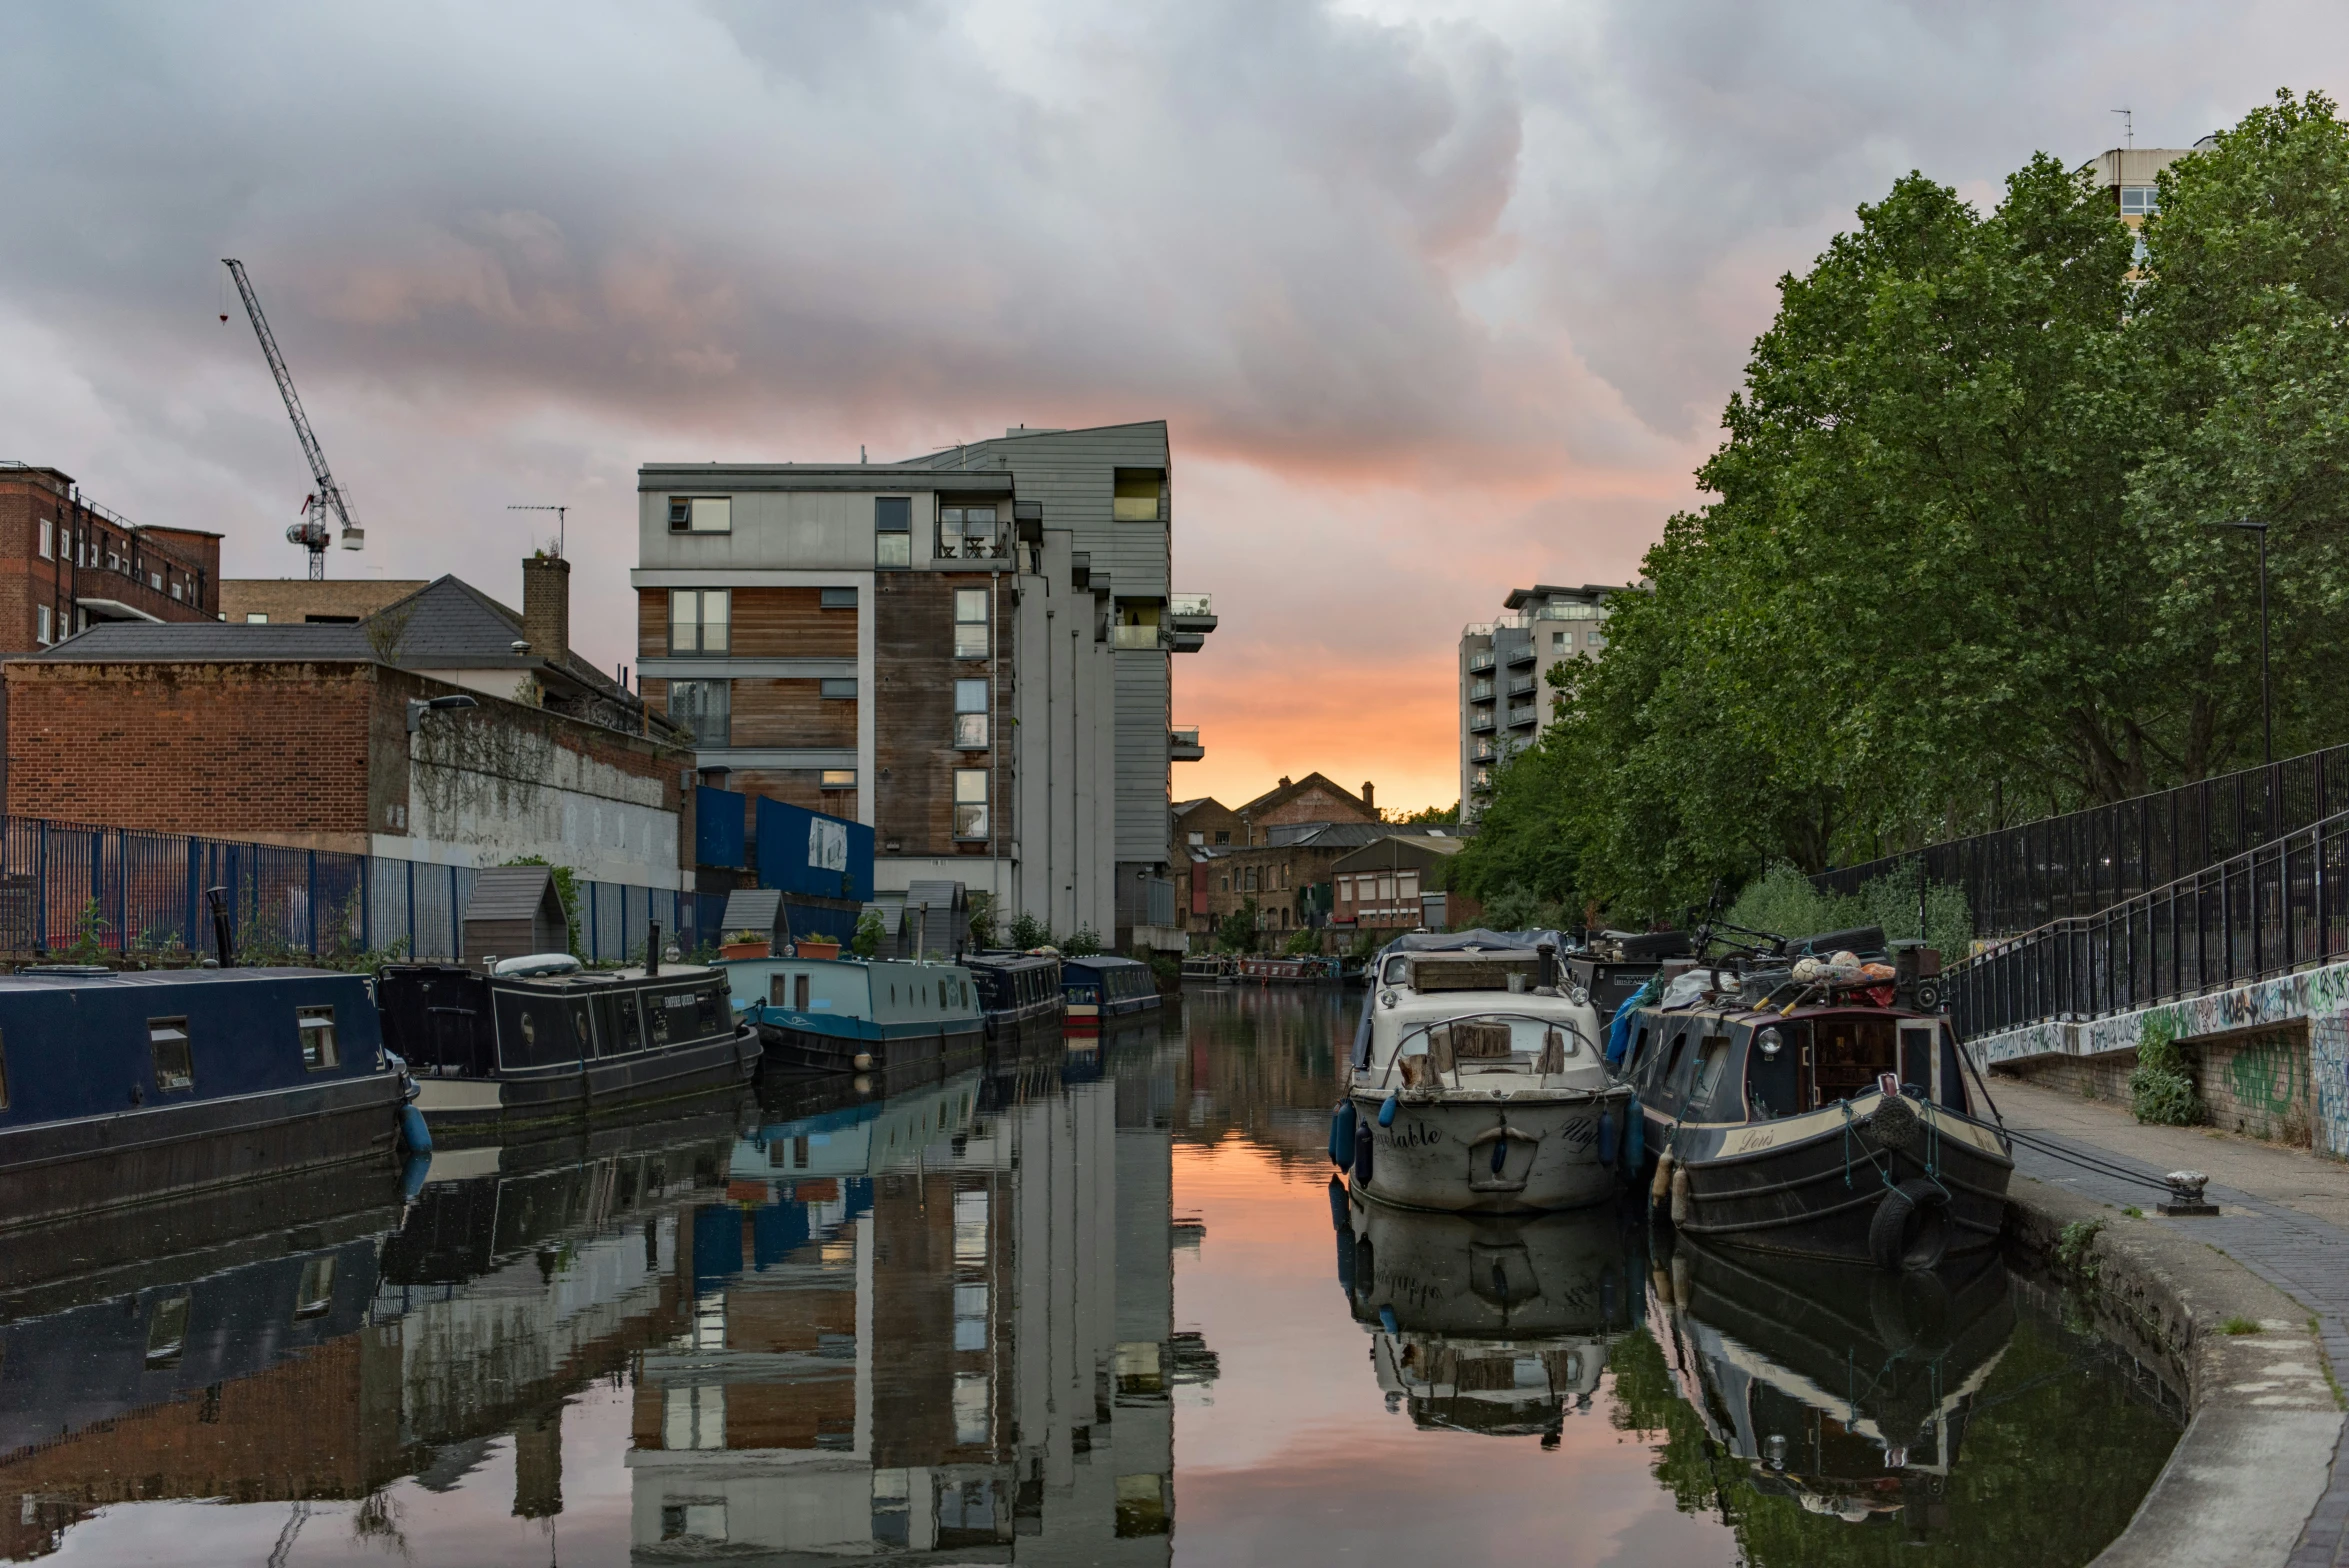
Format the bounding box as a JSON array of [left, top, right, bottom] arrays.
[[629, 1015, 1201, 1560], [1649, 1238, 2016, 1530], [1339, 1185, 1638, 1444]]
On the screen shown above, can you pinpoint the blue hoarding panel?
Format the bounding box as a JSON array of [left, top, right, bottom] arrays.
[[695, 786, 747, 869], [755, 798, 873, 902]]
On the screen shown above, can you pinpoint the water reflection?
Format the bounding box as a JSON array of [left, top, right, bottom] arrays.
[[0, 990, 2182, 1566]]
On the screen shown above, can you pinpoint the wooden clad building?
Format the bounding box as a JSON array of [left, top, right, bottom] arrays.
[[462, 864, 570, 963]]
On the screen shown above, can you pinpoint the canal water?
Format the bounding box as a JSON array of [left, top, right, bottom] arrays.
[[2, 987, 2180, 1565]]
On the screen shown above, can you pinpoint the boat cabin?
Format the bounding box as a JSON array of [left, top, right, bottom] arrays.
[[377, 962, 736, 1077], [1062, 956, 1160, 1022], [963, 952, 1062, 1023], [1621, 1000, 1971, 1126]]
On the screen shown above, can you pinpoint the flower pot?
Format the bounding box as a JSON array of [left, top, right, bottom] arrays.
[[797, 939, 842, 961], [719, 940, 771, 960]]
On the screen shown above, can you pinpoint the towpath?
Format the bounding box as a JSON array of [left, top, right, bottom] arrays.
[[1994, 1076, 2349, 1567]]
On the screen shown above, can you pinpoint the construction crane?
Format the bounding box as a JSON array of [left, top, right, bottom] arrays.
[[222, 258, 364, 579]]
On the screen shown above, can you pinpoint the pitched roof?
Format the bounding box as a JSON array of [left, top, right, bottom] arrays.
[[1236, 771, 1372, 819], [719, 889, 783, 934], [465, 864, 565, 923], [28, 621, 372, 661]]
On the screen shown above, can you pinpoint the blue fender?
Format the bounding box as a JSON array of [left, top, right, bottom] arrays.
[[400, 1103, 433, 1156], [1377, 1092, 1398, 1128], [1353, 1120, 1375, 1186], [399, 1151, 433, 1202], [1330, 1101, 1357, 1168]]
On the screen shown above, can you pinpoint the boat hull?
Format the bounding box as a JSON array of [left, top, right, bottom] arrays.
[[0, 1071, 406, 1235], [415, 1027, 760, 1143], [1654, 1090, 2013, 1267], [755, 1016, 985, 1076], [1347, 1089, 1629, 1215], [1340, 1185, 1636, 1337]]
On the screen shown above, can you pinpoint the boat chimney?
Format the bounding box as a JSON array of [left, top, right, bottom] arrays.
[[646, 920, 660, 976], [204, 886, 233, 968], [1536, 940, 1557, 992]]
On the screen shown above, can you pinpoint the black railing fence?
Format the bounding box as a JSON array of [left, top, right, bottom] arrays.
[[1816, 743, 2349, 937], [1946, 805, 2349, 1040]]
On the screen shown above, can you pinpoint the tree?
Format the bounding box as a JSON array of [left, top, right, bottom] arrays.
[[851, 909, 884, 959], [1216, 897, 1260, 954], [1282, 926, 1322, 956], [1385, 801, 1460, 825]]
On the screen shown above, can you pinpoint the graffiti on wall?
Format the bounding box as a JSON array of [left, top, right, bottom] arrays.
[[1967, 955, 2349, 1157]]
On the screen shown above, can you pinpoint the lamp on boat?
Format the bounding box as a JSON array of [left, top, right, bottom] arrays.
[[1757, 1027, 1783, 1059]]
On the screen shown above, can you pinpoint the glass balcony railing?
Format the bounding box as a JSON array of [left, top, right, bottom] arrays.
[[1507, 673, 1537, 696], [1469, 679, 1495, 701], [1506, 702, 1539, 727], [1469, 712, 1496, 734], [1467, 650, 1495, 673], [1112, 625, 1163, 650]]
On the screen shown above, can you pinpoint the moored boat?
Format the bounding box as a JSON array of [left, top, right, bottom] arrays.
[[1061, 955, 1161, 1033], [725, 953, 984, 1074], [1179, 952, 1237, 983], [964, 949, 1063, 1032], [0, 965, 412, 1234], [1622, 932, 2013, 1269], [1336, 931, 1632, 1215], [375, 953, 758, 1140]]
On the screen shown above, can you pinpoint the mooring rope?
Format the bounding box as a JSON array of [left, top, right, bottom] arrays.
[[2003, 1126, 2178, 1195]]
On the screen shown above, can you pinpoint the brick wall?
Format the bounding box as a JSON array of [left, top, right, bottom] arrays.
[[1994, 1026, 2317, 1148], [220, 578, 427, 624]]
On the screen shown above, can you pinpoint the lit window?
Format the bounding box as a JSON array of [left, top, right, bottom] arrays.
[[667, 680, 731, 747], [36, 519, 51, 560], [669, 589, 730, 654], [1113, 469, 1163, 522], [667, 496, 732, 533], [35, 606, 49, 646], [2120, 185, 2157, 216], [245, 613, 268, 624], [953, 769, 988, 838], [820, 678, 856, 700], [875, 497, 911, 570], [821, 769, 855, 789], [954, 678, 988, 747], [954, 588, 988, 658]]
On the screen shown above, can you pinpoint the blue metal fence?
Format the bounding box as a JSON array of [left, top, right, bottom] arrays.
[[0, 815, 700, 965]]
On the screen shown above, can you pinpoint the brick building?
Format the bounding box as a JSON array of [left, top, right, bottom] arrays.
[[0, 465, 221, 653], [221, 577, 427, 624], [1190, 822, 1454, 949], [1175, 776, 1385, 943], [1330, 834, 1477, 935]]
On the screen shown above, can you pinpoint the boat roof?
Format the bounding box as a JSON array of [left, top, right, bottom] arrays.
[[1063, 954, 1150, 973], [964, 950, 1059, 970], [0, 964, 367, 992]]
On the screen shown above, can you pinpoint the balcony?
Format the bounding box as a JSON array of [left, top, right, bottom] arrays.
[[1170, 593, 1217, 634], [1506, 702, 1539, 728], [1469, 711, 1496, 734], [1471, 768, 1493, 792], [1505, 643, 1536, 667], [1167, 630, 1206, 653], [1507, 672, 1537, 696], [1467, 650, 1495, 674], [1112, 624, 1163, 651], [1170, 726, 1204, 761], [1470, 740, 1496, 762], [1469, 679, 1495, 702]]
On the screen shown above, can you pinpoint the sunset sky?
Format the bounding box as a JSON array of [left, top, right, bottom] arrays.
[[3, 3, 2342, 814]]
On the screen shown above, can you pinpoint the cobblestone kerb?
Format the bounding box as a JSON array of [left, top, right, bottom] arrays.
[[2005, 1177, 2343, 1568]]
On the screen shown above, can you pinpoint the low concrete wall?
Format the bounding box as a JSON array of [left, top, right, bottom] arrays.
[[1970, 958, 2349, 1155], [2006, 1177, 2342, 1567], [1993, 1026, 2317, 1149]]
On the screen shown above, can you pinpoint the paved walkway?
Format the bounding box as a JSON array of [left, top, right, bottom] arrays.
[[1994, 1078, 2349, 1567]]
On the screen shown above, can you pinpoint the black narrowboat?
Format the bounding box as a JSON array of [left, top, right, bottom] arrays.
[[376, 956, 758, 1140], [1061, 955, 1161, 1033], [0, 966, 410, 1236], [1565, 928, 1692, 1018], [1622, 943, 2012, 1270], [965, 950, 1063, 1030]]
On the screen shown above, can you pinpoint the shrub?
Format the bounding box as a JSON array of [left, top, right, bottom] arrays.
[[1282, 927, 1322, 957], [2056, 1218, 2104, 1279], [852, 909, 884, 959], [1006, 910, 1053, 950], [1061, 925, 1104, 958], [2128, 1011, 2204, 1127]]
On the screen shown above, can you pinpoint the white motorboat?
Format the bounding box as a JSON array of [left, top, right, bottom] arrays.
[[1332, 932, 1633, 1215]]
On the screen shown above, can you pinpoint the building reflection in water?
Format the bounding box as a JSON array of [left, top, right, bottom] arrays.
[[629, 1017, 1203, 1561]]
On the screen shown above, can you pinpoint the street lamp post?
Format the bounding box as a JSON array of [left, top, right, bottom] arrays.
[[2207, 519, 2272, 767]]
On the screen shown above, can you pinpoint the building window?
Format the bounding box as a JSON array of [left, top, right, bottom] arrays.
[[1113, 469, 1164, 522], [35, 606, 49, 646], [2120, 185, 2157, 217], [820, 678, 857, 700], [954, 588, 988, 658], [953, 678, 988, 747], [667, 496, 732, 533], [875, 497, 911, 570], [149, 572, 161, 591], [244, 613, 268, 624], [1399, 871, 1420, 900], [297, 1005, 339, 1070], [669, 589, 731, 654], [820, 586, 857, 609], [953, 769, 988, 839], [821, 769, 855, 789], [1243, 867, 1258, 892], [1586, 629, 1605, 649], [938, 505, 1002, 560], [36, 519, 51, 560], [1219, 875, 1229, 892], [1215, 830, 1230, 845], [668, 680, 731, 747], [170, 581, 182, 601]]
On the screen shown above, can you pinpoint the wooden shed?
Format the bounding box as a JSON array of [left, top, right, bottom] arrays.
[[462, 865, 570, 965], [718, 889, 784, 948]]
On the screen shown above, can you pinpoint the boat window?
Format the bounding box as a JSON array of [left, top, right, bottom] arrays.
[[297, 1005, 339, 1070], [145, 1293, 191, 1367], [1648, 1026, 1689, 1095], [698, 990, 719, 1032], [648, 995, 671, 1046], [795, 974, 811, 1010], [1814, 1015, 1898, 1104], [1689, 1035, 1732, 1113], [294, 1255, 337, 1318], [148, 1017, 194, 1094], [617, 994, 643, 1053], [573, 1002, 595, 1051], [1382, 956, 1409, 985]]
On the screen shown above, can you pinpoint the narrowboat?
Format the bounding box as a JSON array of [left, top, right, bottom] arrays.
[[374, 954, 758, 1140], [1621, 937, 2013, 1269], [725, 954, 984, 1074], [1336, 932, 1631, 1215], [964, 949, 1063, 1031], [1649, 1238, 2015, 1527], [1341, 1193, 1633, 1440], [1564, 928, 1692, 1018], [0, 966, 411, 1235], [1180, 953, 1237, 982], [1061, 954, 1161, 1032]]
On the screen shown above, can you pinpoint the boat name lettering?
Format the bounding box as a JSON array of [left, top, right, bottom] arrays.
[[1379, 1121, 1444, 1149]]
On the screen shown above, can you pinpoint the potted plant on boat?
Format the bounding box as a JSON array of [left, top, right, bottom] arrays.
[[796, 935, 843, 960], [719, 929, 772, 960]]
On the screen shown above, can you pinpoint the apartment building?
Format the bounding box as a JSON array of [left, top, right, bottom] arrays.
[[1460, 583, 1622, 821], [0, 464, 220, 652], [636, 421, 1215, 948], [2088, 140, 2207, 268]]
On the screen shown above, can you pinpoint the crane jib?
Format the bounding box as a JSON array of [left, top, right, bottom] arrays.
[[222, 258, 365, 576]]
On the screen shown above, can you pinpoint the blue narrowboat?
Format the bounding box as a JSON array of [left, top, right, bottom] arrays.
[[0, 965, 410, 1236], [723, 954, 984, 1074], [964, 950, 1063, 1032], [1061, 955, 1161, 1033], [375, 956, 759, 1140]]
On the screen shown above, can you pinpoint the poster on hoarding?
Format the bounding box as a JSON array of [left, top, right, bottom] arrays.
[[809, 817, 848, 874]]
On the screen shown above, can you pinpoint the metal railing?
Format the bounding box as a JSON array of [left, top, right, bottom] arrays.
[[1817, 743, 2349, 937], [1467, 651, 1496, 673], [0, 814, 700, 966], [1946, 805, 2349, 1039]]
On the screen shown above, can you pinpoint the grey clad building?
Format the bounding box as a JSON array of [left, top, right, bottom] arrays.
[[1459, 583, 1621, 821], [636, 421, 1214, 948]]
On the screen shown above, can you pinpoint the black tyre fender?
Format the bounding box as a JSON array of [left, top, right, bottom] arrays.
[[1867, 1266, 1954, 1356], [1868, 1178, 1951, 1272]]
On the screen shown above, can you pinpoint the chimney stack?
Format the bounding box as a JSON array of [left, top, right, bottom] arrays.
[[1362, 781, 1375, 811], [1279, 775, 1292, 789], [521, 554, 570, 671]]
